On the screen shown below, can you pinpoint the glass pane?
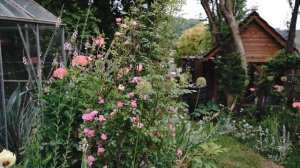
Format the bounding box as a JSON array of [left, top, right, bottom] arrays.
[[13, 0, 58, 23], [0, 1, 31, 19]]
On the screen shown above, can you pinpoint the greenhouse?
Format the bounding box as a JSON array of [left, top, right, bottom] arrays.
[[0, 0, 65, 149]]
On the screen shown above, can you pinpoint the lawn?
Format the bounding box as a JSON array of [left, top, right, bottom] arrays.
[[217, 136, 283, 168]]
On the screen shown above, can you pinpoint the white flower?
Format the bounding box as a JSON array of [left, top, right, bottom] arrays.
[[0, 149, 16, 168]]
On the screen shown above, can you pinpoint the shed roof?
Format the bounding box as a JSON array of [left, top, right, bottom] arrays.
[[0, 0, 58, 25], [203, 11, 296, 61]]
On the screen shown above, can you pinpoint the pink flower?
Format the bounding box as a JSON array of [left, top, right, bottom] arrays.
[[168, 124, 174, 129], [170, 107, 177, 113], [132, 21, 138, 26], [118, 84, 125, 91], [86, 155, 95, 167], [90, 110, 98, 116], [127, 92, 135, 98], [53, 68, 68, 79], [72, 55, 89, 66], [120, 24, 128, 28], [82, 111, 98, 121], [137, 122, 144, 128], [101, 133, 107, 140], [124, 40, 130, 45], [93, 37, 105, 47], [110, 109, 117, 117], [117, 102, 124, 108], [99, 98, 105, 105], [98, 147, 105, 154], [130, 100, 137, 108], [98, 115, 106, 122], [97, 54, 103, 60], [116, 18, 122, 22], [136, 64, 143, 72], [170, 131, 176, 138], [132, 76, 142, 83], [83, 128, 95, 137], [82, 114, 93, 121], [293, 102, 300, 108], [249, 88, 256, 92], [274, 85, 283, 92], [115, 32, 122, 36], [130, 117, 137, 123], [177, 149, 182, 157]]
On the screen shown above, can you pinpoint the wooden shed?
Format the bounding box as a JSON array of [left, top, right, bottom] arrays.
[[183, 11, 295, 105]]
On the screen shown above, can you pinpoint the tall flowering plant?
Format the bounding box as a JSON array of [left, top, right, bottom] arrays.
[[22, 1, 194, 167]]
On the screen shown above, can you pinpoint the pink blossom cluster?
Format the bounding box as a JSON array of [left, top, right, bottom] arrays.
[[132, 76, 142, 83], [130, 115, 144, 128], [83, 128, 95, 137], [82, 110, 98, 121]]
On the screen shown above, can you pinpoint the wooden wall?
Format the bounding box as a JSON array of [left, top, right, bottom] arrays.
[[241, 22, 282, 63]]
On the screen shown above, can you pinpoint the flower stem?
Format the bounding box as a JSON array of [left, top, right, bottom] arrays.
[[131, 101, 143, 168], [194, 87, 201, 112]]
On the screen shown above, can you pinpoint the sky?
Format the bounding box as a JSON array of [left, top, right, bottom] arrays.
[[180, 0, 300, 29]]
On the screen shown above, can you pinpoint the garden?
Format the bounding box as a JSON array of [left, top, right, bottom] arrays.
[[0, 0, 300, 168]]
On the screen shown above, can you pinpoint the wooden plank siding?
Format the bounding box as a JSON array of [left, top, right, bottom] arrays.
[[241, 22, 282, 63]]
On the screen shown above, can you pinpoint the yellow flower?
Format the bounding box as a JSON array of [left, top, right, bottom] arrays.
[[0, 149, 16, 168]]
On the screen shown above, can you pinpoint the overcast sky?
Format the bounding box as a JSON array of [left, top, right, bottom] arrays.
[[180, 0, 300, 29]]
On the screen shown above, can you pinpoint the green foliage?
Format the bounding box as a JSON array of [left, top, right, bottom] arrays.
[[267, 50, 300, 72], [0, 86, 38, 161], [172, 17, 201, 38], [176, 23, 211, 56], [215, 53, 247, 95], [285, 142, 300, 168]]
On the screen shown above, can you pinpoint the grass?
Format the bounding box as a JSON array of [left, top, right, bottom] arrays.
[[216, 136, 283, 168]]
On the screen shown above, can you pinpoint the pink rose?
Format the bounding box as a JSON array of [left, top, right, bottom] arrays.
[[110, 109, 117, 117], [136, 64, 143, 72], [171, 131, 176, 138], [130, 100, 137, 108], [99, 98, 105, 105], [83, 128, 95, 138], [72, 55, 89, 66], [127, 92, 135, 98], [118, 84, 125, 91], [98, 115, 106, 122], [115, 32, 122, 36], [117, 102, 124, 108], [130, 117, 137, 123], [293, 102, 300, 108], [137, 122, 144, 128], [82, 114, 93, 121], [53, 67, 68, 79], [132, 21, 138, 26], [273, 85, 283, 92], [86, 155, 95, 167], [116, 18, 122, 22], [93, 37, 105, 47], [249, 88, 256, 92], [101, 133, 107, 140], [98, 147, 105, 154], [177, 149, 182, 157], [168, 124, 174, 129], [132, 76, 142, 83]]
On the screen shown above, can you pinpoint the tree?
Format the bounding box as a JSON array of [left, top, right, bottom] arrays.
[[176, 23, 211, 56], [200, 0, 248, 108], [286, 0, 300, 55], [219, 0, 247, 74]]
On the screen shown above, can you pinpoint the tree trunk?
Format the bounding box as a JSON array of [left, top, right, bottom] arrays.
[[219, 0, 247, 108], [219, 0, 247, 76], [286, 0, 300, 55], [201, 0, 219, 46]]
